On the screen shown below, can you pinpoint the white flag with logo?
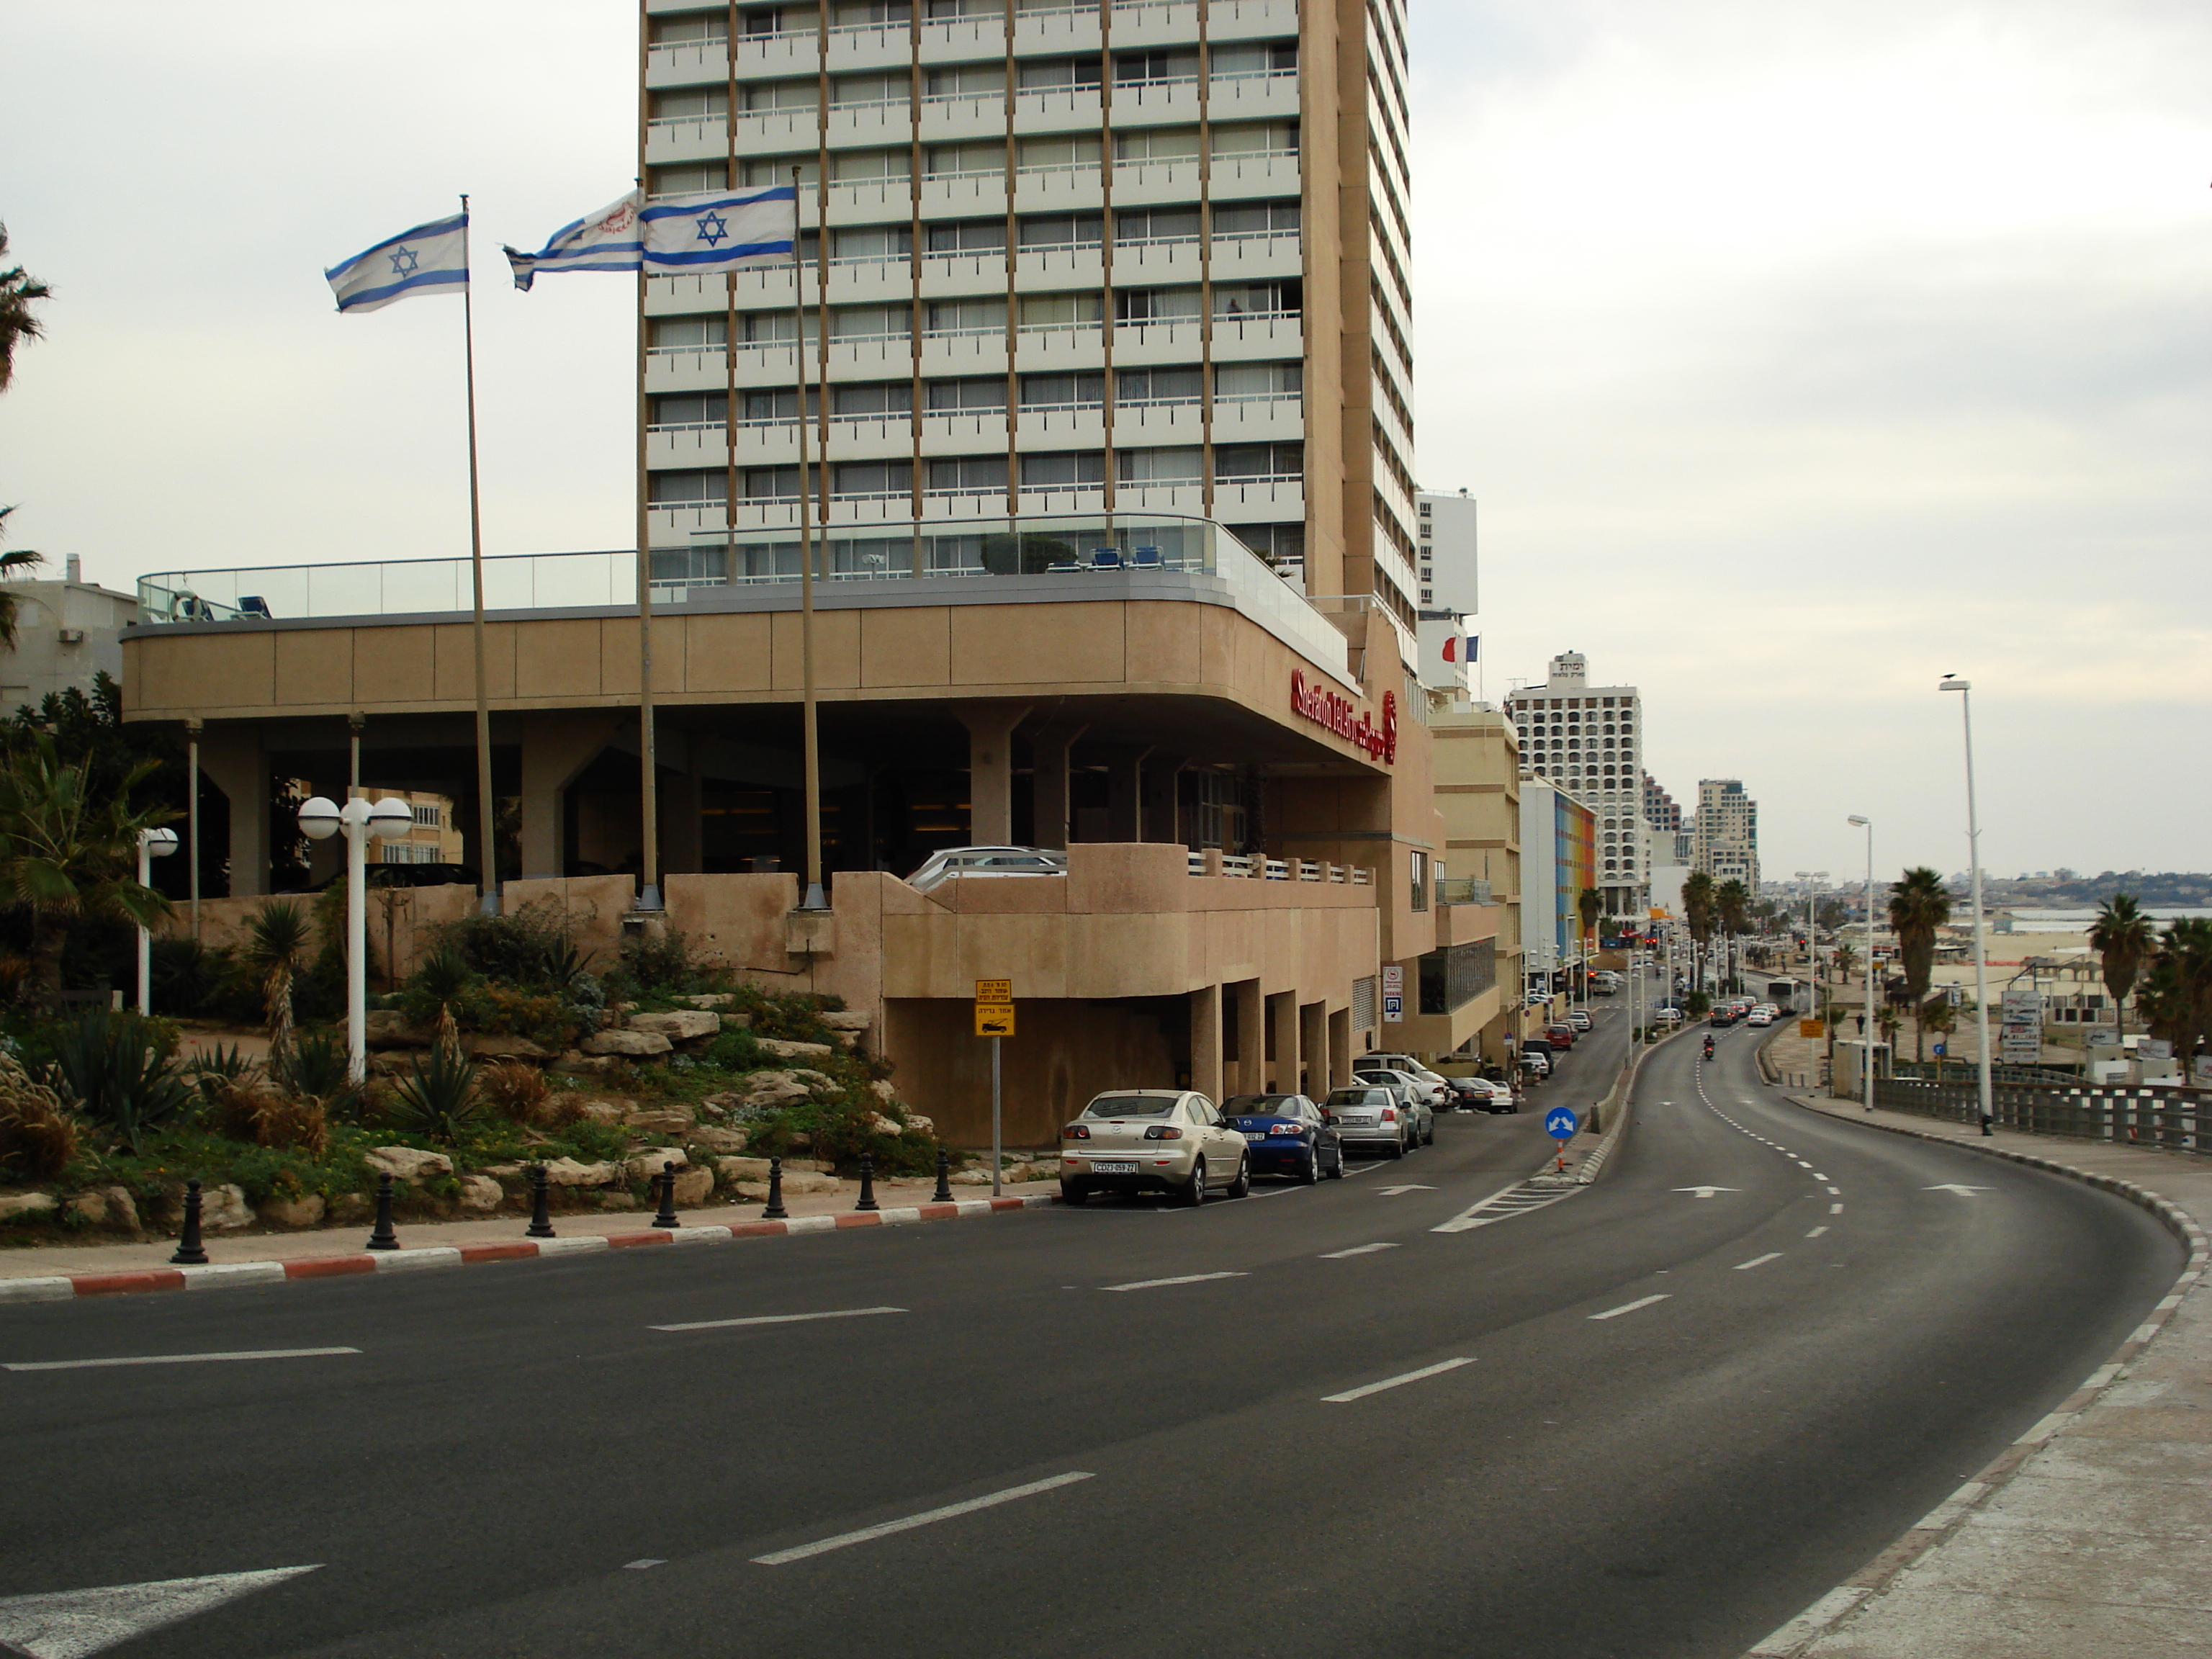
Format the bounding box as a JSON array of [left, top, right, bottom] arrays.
[[325, 212, 469, 315], [640, 184, 799, 271], [503, 190, 643, 290]]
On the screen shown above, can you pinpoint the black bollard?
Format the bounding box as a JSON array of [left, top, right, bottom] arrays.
[[365, 1172, 400, 1251], [526, 1164, 556, 1239], [651, 1161, 681, 1229], [763, 1154, 789, 1220], [169, 1178, 210, 1266], [931, 1147, 953, 1204], [855, 1154, 879, 1213]]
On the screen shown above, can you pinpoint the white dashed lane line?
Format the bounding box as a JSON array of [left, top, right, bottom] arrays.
[[1590, 1295, 1671, 1321], [1100, 1272, 1248, 1292], [1321, 1357, 1477, 1403], [1807, 1226, 1830, 1238], [1735, 1253, 1783, 1271]]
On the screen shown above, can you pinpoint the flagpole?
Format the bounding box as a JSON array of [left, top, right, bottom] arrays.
[[461, 194, 498, 915], [634, 0, 662, 912], [793, 167, 824, 911]]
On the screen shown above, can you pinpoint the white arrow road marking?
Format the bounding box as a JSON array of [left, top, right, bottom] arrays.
[[0, 1567, 320, 1658], [652, 1307, 905, 1332], [752, 1473, 1094, 1565], [1375, 1184, 1438, 1196], [1322, 1357, 1477, 1403], [1672, 1187, 1740, 1199], [1924, 1184, 1995, 1197], [1100, 1272, 1247, 1292], [1320, 1243, 1401, 1258], [1, 1349, 357, 1373], [1590, 1294, 1671, 1321]]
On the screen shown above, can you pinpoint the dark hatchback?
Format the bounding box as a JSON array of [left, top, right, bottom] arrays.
[[1221, 1094, 1345, 1184]]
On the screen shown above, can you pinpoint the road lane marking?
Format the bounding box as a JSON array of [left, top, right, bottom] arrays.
[[1590, 1295, 1670, 1321], [752, 1473, 1095, 1565], [1321, 1243, 1401, 1258], [1830, 1203, 1844, 1214], [0, 1567, 323, 1655], [1321, 1357, 1477, 1402], [1100, 1272, 1248, 1292], [1673, 1187, 1740, 1199], [1375, 1184, 1437, 1196], [1925, 1184, 1994, 1197], [1735, 1253, 1783, 1270], [652, 1308, 906, 1333], [1806, 1226, 1830, 1238], [1, 1347, 359, 1372], [1812, 1173, 1828, 1180], [1825, 1186, 1840, 1194]]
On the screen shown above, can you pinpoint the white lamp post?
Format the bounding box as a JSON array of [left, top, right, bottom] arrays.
[[135, 827, 181, 1014], [1942, 675, 1995, 1136], [1848, 816, 1875, 1112], [299, 794, 417, 1082]]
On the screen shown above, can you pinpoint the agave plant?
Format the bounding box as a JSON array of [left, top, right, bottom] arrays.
[[45, 1007, 194, 1156], [387, 1042, 483, 1144]]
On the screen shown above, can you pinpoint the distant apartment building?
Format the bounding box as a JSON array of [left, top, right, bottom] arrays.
[[1421, 699, 1522, 1063], [1505, 651, 1645, 919], [1642, 770, 1681, 833], [1692, 778, 1760, 891], [1415, 490, 1475, 614], [377, 792, 464, 866], [0, 557, 139, 712]]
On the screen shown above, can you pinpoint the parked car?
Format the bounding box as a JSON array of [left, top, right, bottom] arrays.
[[1058, 1089, 1249, 1205], [1568, 1010, 1593, 1032], [1545, 1022, 1578, 1048], [1457, 1076, 1519, 1113], [1653, 1006, 1684, 1027], [1518, 1051, 1551, 1082], [1321, 1083, 1419, 1157], [1352, 1069, 1436, 1144], [1222, 1094, 1344, 1183], [1353, 1056, 1453, 1108]]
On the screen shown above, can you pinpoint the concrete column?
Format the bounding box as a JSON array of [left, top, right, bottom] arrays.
[[956, 703, 1031, 847], [1105, 745, 1152, 840], [1328, 1008, 1353, 1088], [1143, 755, 1185, 845], [1190, 982, 1223, 1104], [1267, 989, 1300, 1094], [518, 714, 620, 879], [1028, 724, 1087, 851], [196, 726, 268, 898], [1300, 1002, 1328, 1099], [1233, 979, 1265, 1095]]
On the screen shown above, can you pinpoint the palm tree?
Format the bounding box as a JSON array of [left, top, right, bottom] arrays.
[[1920, 995, 1957, 1079], [2090, 894, 2154, 1040], [1683, 871, 1716, 994], [2155, 919, 2212, 1082], [0, 225, 50, 392], [0, 734, 174, 1008], [1577, 886, 1602, 989], [1716, 878, 1750, 994], [246, 902, 314, 1070], [0, 536, 45, 652], [1888, 867, 1951, 1062]]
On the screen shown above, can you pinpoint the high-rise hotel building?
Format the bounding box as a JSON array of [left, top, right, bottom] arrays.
[[1505, 651, 1647, 920], [639, 0, 1420, 625]]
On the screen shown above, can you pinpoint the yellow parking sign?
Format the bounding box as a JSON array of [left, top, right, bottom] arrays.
[[975, 1003, 1016, 1038]]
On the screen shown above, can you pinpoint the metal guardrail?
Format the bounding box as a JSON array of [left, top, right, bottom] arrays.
[[1876, 1076, 2208, 1156]]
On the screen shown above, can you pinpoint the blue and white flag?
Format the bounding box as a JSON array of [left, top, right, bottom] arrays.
[[325, 212, 469, 314], [503, 190, 643, 291], [641, 184, 799, 271]]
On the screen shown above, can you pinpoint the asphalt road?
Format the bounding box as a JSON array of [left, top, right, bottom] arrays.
[[0, 1002, 2182, 1659]]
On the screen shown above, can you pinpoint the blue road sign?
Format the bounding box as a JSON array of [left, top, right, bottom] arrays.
[[1545, 1107, 1579, 1141]]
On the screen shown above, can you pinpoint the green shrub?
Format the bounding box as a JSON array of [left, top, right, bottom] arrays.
[[385, 1044, 485, 1144], [45, 1007, 195, 1156]]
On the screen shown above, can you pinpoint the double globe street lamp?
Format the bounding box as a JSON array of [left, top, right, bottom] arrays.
[[298, 794, 416, 1083], [135, 826, 180, 1015]]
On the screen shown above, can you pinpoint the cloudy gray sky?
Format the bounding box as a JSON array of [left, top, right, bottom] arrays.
[[3, 1, 2206, 884]]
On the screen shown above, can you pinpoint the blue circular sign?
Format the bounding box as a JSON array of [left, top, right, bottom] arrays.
[[1545, 1107, 1579, 1141]]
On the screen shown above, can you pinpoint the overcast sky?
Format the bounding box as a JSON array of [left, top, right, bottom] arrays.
[[3, 1, 2206, 884]]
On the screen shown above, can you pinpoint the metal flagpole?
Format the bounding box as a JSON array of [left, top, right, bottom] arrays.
[[460, 194, 499, 915], [793, 167, 825, 910], [634, 3, 662, 912]]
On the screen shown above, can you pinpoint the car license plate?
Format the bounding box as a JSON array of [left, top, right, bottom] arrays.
[[1090, 1161, 1138, 1174], [1243, 1131, 1267, 1142]]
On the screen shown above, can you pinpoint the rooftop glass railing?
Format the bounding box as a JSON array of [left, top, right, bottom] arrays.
[[135, 512, 1354, 683]]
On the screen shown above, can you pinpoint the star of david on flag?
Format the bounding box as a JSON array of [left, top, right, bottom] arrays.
[[325, 212, 469, 314]]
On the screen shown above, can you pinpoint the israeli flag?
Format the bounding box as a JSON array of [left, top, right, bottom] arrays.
[[641, 184, 799, 271], [503, 189, 644, 291], [325, 212, 469, 315]]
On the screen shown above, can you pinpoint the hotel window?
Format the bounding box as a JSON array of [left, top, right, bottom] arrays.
[[1409, 850, 1429, 912], [1021, 292, 1104, 328], [743, 79, 819, 112], [647, 162, 727, 198], [835, 459, 913, 496], [1211, 199, 1301, 238], [927, 63, 1005, 98], [835, 225, 912, 261], [1021, 372, 1105, 409], [1018, 212, 1103, 248], [1210, 121, 1300, 157], [652, 89, 728, 120], [832, 71, 910, 107], [1114, 127, 1200, 163], [927, 219, 1006, 254], [1116, 204, 1201, 244], [1115, 48, 1200, 84], [930, 455, 1009, 492], [1116, 446, 1203, 485], [1213, 279, 1300, 318], [1117, 366, 1202, 405], [1019, 56, 1101, 91], [1018, 135, 1102, 170], [1115, 287, 1201, 323], [834, 382, 913, 417], [832, 148, 911, 182], [1214, 441, 1303, 480], [1021, 451, 1107, 487], [739, 155, 819, 187], [649, 470, 727, 504], [927, 377, 1008, 412]]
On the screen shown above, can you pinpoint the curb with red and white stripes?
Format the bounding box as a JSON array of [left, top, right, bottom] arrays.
[[1743, 1097, 2210, 1658], [0, 1195, 1058, 1309]]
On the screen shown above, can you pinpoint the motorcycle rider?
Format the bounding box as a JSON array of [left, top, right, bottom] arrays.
[[1703, 1035, 1716, 1060]]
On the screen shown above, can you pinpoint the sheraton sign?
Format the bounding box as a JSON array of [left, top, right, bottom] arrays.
[[1290, 671, 1396, 764]]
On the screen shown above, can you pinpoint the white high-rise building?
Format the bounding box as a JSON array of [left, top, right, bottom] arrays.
[[1505, 651, 1647, 919], [1693, 778, 1761, 892], [639, 0, 1420, 633], [1416, 489, 1475, 614]]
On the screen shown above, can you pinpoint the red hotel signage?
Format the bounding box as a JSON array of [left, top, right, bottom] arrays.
[[1290, 671, 1396, 764]]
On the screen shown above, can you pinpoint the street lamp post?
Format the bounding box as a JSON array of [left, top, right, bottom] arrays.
[[135, 827, 180, 1014], [1942, 675, 1995, 1136], [1847, 816, 1874, 1112], [299, 793, 416, 1083]]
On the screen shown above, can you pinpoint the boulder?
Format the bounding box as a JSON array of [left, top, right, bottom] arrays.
[[732, 1181, 772, 1202], [626, 1149, 690, 1182], [482, 1162, 528, 1178], [260, 1193, 326, 1229], [867, 1112, 904, 1138], [818, 1011, 871, 1033], [687, 1124, 750, 1153], [716, 1156, 774, 1182], [669, 1166, 714, 1207], [623, 1107, 694, 1134], [755, 1038, 834, 1061], [366, 1146, 454, 1184], [200, 1184, 255, 1232], [869, 1079, 899, 1103], [781, 1172, 841, 1195], [738, 1070, 814, 1109], [952, 1169, 992, 1186], [554, 1051, 614, 1074], [329, 1192, 372, 1225], [582, 1029, 673, 1058], [904, 1112, 935, 1136], [458, 1174, 504, 1213], [598, 1190, 639, 1210], [364, 1010, 430, 1049], [0, 1192, 57, 1223], [577, 1099, 629, 1125], [626, 1010, 720, 1042], [541, 1157, 620, 1187], [677, 994, 737, 1010], [66, 1186, 140, 1232], [463, 1033, 552, 1061], [697, 1092, 743, 1118]]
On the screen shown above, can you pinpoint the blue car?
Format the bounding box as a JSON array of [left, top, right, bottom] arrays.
[[1222, 1093, 1346, 1184]]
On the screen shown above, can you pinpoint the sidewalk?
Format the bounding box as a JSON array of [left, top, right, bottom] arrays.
[[0, 1176, 1064, 1303], [1748, 1092, 2212, 1658]]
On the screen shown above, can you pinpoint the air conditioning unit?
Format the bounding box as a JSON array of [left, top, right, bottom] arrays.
[[56, 629, 86, 644]]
